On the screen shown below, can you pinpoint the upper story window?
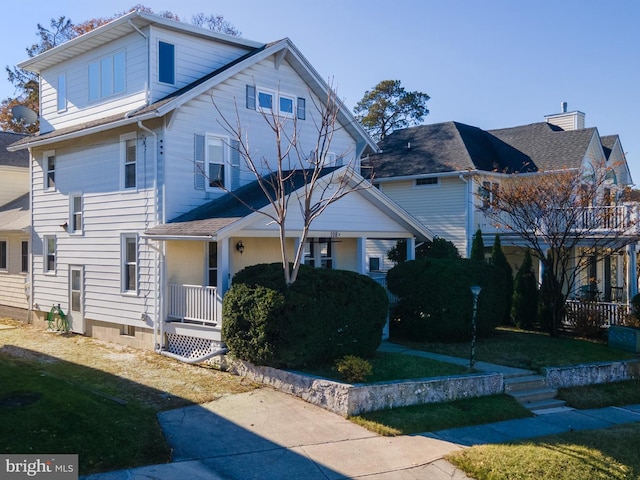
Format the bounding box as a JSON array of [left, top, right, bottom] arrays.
[[246, 84, 306, 119], [57, 74, 67, 112], [206, 136, 226, 189], [44, 151, 55, 191], [121, 133, 137, 190], [415, 177, 439, 187], [480, 181, 499, 209], [89, 50, 125, 102], [158, 41, 175, 85], [70, 195, 83, 233]]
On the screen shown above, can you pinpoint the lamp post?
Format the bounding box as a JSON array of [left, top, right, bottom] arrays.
[[469, 286, 482, 371]]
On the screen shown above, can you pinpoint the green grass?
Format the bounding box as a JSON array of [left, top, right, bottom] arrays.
[[349, 395, 532, 435], [0, 357, 170, 475], [559, 379, 640, 409], [396, 327, 635, 371], [303, 351, 468, 383], [447, 423, 640, 480]]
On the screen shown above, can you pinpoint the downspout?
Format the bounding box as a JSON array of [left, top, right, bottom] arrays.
[[459, 173, 473, 258], [27, 147, 34, 323], [146, 240, 164, 352]]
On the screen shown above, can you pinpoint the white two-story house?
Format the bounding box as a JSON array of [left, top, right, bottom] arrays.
[[364, 106, 638, 317], [9, 11, 430, 359]]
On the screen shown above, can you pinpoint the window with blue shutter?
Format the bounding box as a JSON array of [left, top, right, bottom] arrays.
[[297, 97, 306, 120]]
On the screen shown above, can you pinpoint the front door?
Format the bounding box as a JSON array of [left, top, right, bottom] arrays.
[[68, 265, 84, 333]]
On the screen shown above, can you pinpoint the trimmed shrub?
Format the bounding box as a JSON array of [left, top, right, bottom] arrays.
[[512, 249, 538, 330], [470, 228, 485, 262], [386, 257, 503, 342], [336, 355, 372, 383], [222, 263, 389, 369]]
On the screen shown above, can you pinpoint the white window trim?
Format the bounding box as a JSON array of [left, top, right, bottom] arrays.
[[368, 256, 383, 273], [0, 238, 7, 272], [43, 235, 56, 275], [256, 87, 298, 118], [57, 73, 67, 112], [88, 49, 126, 102], [414, 177, 440, 188], [43, 150, 56, 191], [121, 234, 138, 295], [120, 133, 137, 191], [205, 133, 230, 192], [69, 193, 83, 235]]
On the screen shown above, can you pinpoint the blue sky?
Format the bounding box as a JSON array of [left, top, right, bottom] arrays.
[[1, 0, 639, 180]]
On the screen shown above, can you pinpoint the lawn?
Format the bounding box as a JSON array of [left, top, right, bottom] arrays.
[[395, 326, 635, 371], [304, 351, 468, 383], [447, 423, 640, 480]]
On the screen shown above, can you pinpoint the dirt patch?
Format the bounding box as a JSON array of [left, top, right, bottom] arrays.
[[0, 318, 257, 410]]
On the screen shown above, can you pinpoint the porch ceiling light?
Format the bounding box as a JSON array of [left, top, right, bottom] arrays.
[[236, 240, 245, 254]]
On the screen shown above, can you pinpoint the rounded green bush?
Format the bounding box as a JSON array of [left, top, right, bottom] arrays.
[[222, 263, 389, 369], [386, 257, 503, 341]]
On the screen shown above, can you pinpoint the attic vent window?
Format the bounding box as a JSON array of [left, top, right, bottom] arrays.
[[415, 177, 438, 186]]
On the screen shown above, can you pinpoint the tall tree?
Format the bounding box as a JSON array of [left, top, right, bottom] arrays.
[[1, 5, 240, 133], [470, 228, 485, 261], [512, 249, 538, 330], [481, 161, 640, 335], [353, 80, 429, 142], [214, 83, 370, 285], [491, 234, 513, 325]]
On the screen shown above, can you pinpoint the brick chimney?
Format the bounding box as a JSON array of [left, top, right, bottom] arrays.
[[544, 102, 585, 131]]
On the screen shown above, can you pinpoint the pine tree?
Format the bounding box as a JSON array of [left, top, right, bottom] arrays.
[[470, 228, 485, 261], [491, 235, 513, 325], [512, 249, 538, 330]]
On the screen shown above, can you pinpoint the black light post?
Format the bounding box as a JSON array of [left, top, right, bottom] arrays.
[[469, 286, 481, 371]]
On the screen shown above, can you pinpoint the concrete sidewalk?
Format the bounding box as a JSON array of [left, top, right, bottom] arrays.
[[81, 388, 473, 480]]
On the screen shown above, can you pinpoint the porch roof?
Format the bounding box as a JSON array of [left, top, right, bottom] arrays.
[[0, 193, 30, 233]]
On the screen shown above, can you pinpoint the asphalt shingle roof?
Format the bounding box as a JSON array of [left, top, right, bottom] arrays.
[[0, 132, 28, 167], [0, 193, 29, 232], [365, 121, 601, 179]]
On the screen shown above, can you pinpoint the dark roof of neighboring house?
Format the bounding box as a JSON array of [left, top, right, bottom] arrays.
[[145, 168, 339, 237], [0, 132, 28, 167], [365, 121, 600, 178]]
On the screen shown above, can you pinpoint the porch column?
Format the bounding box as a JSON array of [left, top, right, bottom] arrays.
[[627, 243, 638, 304], [217, 238, 230, 323], [356, 237, 366, 274], [406, 237, 416, 261]]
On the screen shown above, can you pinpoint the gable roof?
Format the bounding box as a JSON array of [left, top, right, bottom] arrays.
[[10, 13, 376, 156], [0, 132, 28, 167], [365, 120, 602, 179], [145, 167, 433, 240]]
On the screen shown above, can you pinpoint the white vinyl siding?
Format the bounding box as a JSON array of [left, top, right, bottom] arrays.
[[379, 176, 468, 256]]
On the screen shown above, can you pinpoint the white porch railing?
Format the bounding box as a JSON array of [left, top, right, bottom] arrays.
[[564, 299, 628, 328], [168, 284, 218, 326], [477, 204, 640, 235]]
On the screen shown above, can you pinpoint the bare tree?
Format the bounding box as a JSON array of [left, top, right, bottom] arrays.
[[213, 82, 371, 285], [480, 161, 640, 334]]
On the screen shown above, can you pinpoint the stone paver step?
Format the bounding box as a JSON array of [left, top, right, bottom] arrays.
[[504, 374, 547, 393], [510, 387, 558, 404], [524, 398, 568, 412]]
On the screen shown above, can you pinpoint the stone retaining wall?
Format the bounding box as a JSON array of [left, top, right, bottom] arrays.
[[226, 358, 503, 416], [543, 359, 640, 389]]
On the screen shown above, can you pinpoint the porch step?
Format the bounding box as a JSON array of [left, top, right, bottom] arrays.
[[504, 374, 547, 393], [510, 387, 559, 405], [505, 373, 570, 414]]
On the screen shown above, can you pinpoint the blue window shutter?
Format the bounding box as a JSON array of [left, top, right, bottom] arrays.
[[297, 97, 306, 120], [230, 139, 241, 191], [194, 134, 205, 190], [246, 85, 256, 110]]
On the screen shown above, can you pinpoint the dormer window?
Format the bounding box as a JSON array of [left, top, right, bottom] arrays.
[[89, 50, 126, 101], [158, 41, 175, 85]]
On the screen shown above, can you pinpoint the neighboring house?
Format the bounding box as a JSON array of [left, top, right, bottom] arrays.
[[9, 11, 430, 358], [364, 106, 638, 310], [0, 132, 30, 320]]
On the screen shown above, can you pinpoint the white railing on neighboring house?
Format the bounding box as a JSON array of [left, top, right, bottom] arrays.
[[168, 284, 218, 326], [369, 272, 398, 305], [564, 299, 629, 328], [477, 204, 640, 236]]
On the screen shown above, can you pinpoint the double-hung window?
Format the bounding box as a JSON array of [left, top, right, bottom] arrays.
[[0, 240, 7, 271], [21, 241, 28, 273], [71, 195, 83, 233], [121, 133, 137, 190], [44, 236, 56, 274], [44, 151, 55, 190], [122, 235, 137, 293], [480, 181, 499, 209], [206, 135, 226, 190], [89, 50, 125, 101]]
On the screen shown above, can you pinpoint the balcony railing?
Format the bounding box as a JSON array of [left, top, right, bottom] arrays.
[[477, 204, 640, 235], [168, 284, 218, 326]]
